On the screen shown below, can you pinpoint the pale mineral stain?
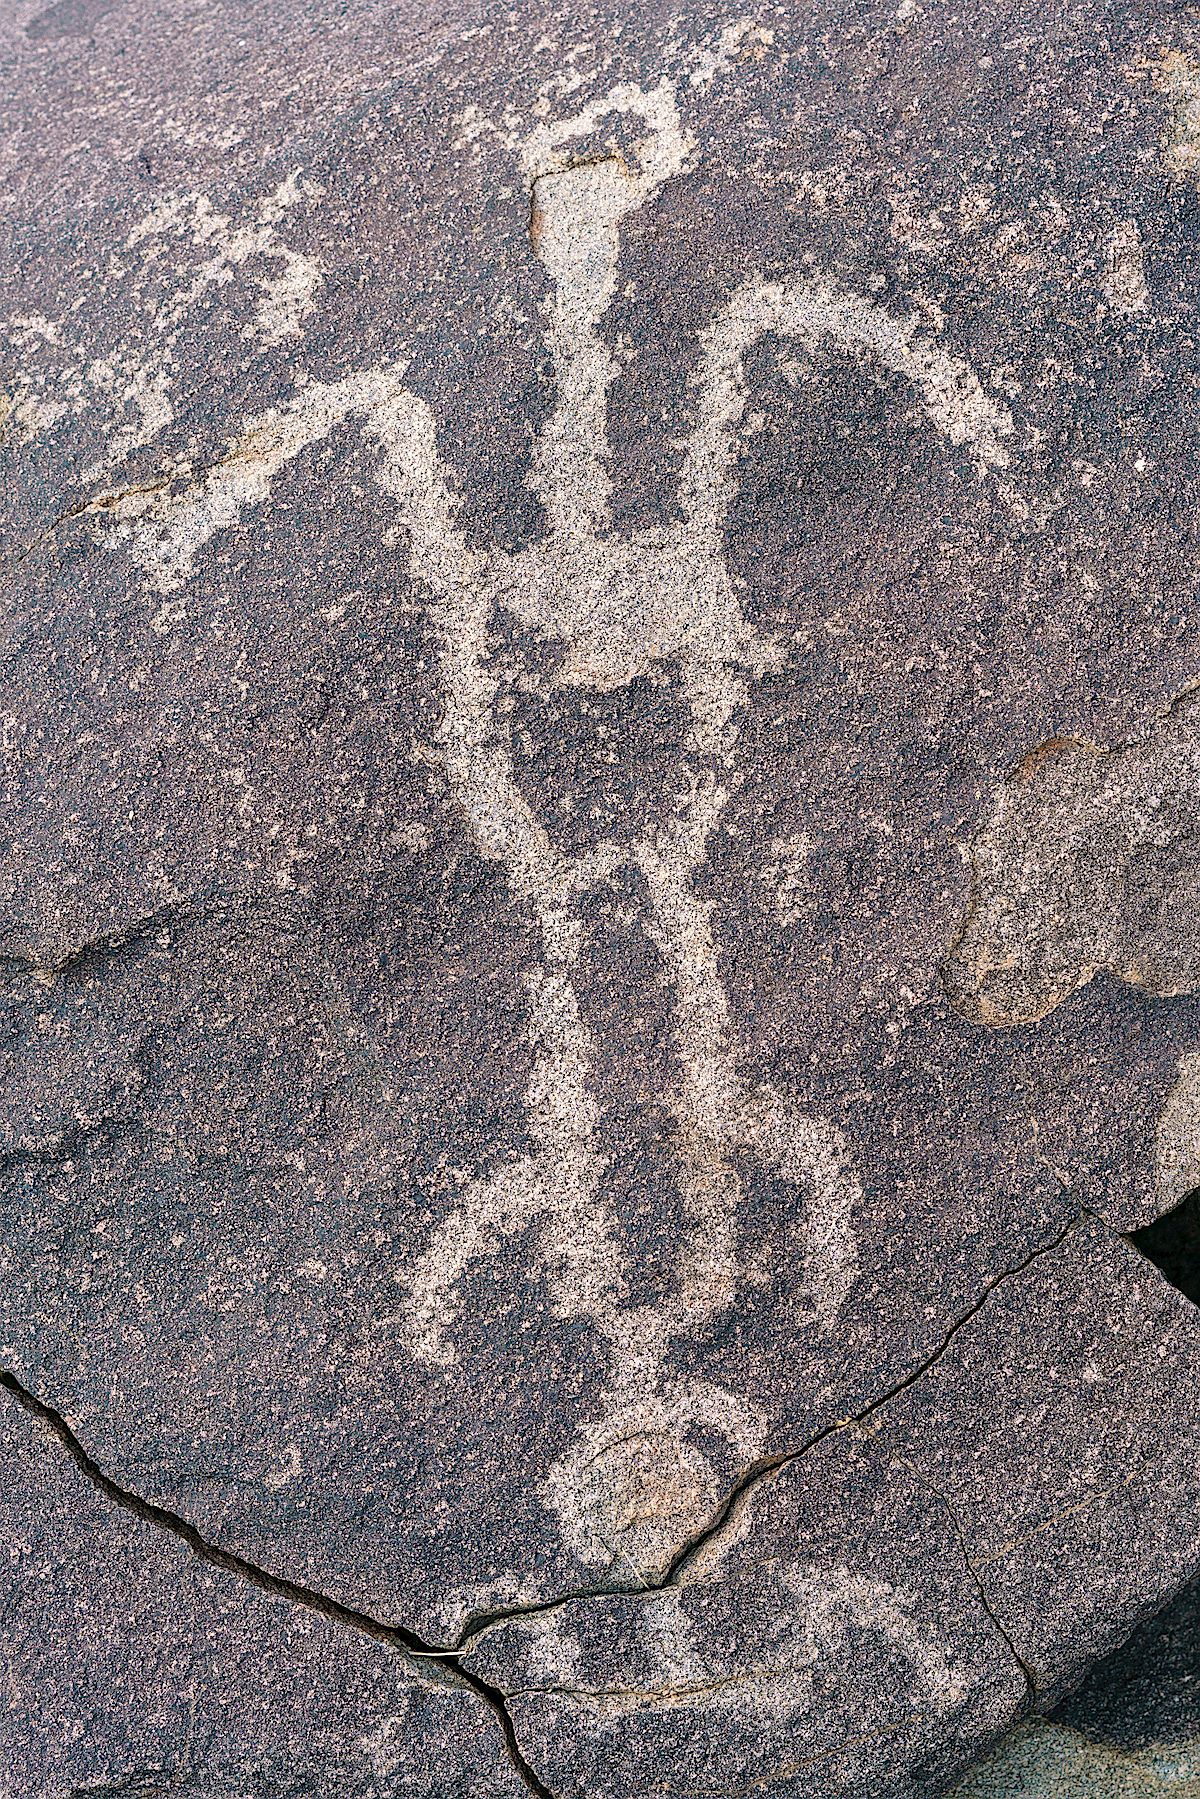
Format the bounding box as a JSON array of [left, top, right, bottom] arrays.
[[1156, 51, 1200, 183], [951, 1717, 1200, 1797], [943, 694, 1200, 1028], [1101, 220, 1150, 318], [1155, 1051, 1200, 1212]]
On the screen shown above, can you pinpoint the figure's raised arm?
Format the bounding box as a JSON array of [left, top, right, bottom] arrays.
[[678, 276, 1015, 539], [94, 367, 470, 600]]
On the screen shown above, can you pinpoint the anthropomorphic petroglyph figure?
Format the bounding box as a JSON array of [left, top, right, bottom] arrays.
[[75, 72, 1015, 1583]]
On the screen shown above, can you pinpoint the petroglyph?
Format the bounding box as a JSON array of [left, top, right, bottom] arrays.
[[96, 370, 413, 593], [944, 694, 1200, 1027], [487, 1560, 969, 1725], [543, 1378, 768, 1578], [687, 17, 777, 92], [1, 172, 323, 465], [81, 73, 1015, 1582], [761, 832, 814, 926], [127, 178, 324, 347]]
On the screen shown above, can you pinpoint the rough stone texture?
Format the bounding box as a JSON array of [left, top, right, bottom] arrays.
[[6, 0, 1200, 1794], [953, 1722, 1200, 1799], [459, 1222, 1200, 1792], [953, 1579, 1200, 1796], [945, 693, 1200, 1028], [0, 1387, 527, 1798]]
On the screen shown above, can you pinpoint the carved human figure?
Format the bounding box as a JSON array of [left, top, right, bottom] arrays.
[[87, 73, 1014, 1581]]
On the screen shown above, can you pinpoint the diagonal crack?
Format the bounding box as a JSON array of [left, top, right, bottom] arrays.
[[0, 449, 244, 584], [451, 1209, 1085, 1655], [0, 1370, 556, 1799], [0, 1208, 1085, 1792], [932, 1479, 1040, 1703]]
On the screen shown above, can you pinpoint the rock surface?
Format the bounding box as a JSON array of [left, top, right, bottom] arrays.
[[5, 0, 1200, 1794], [953, 1578, 1200, 1796], [0, 1384, 528, 1797]]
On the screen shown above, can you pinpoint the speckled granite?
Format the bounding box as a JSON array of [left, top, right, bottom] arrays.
[[954, 1582, 1200, 1798], [953, 1724, 1200, 1799]]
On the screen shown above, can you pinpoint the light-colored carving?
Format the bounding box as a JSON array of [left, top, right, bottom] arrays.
[[66, 70, 1014, 1583], [126, 179, 324, 348], [2, 172, 323, 467], [98, 370, 413, 594], [761, 832, 814, 926], [687, 17, 777, 92], [493, 1560, 970, 1727]]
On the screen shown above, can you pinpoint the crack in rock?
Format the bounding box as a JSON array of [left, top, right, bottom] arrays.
[[0, 1371, 556, 1799], [450, 1208, 1085, 1656], [928, 1480, 1040, 1702], [0, 1212, 1084, 1799]]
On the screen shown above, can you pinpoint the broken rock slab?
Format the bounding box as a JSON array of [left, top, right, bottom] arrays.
[[6, 0, 1200, 1794], [0, 1385, 529, 1799], [460, 1220, 1200, 1797], [952, 1576, 1200, 1796]]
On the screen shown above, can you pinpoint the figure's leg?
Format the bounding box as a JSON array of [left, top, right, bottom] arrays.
[[631, 768, 742, 1340], [654, 281, 1009, 1341], [633, 752, 862, 1343], [374, 418, 629, 1362], [736, 1087, 862, 1330], [391, 620, 627, 1360]]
